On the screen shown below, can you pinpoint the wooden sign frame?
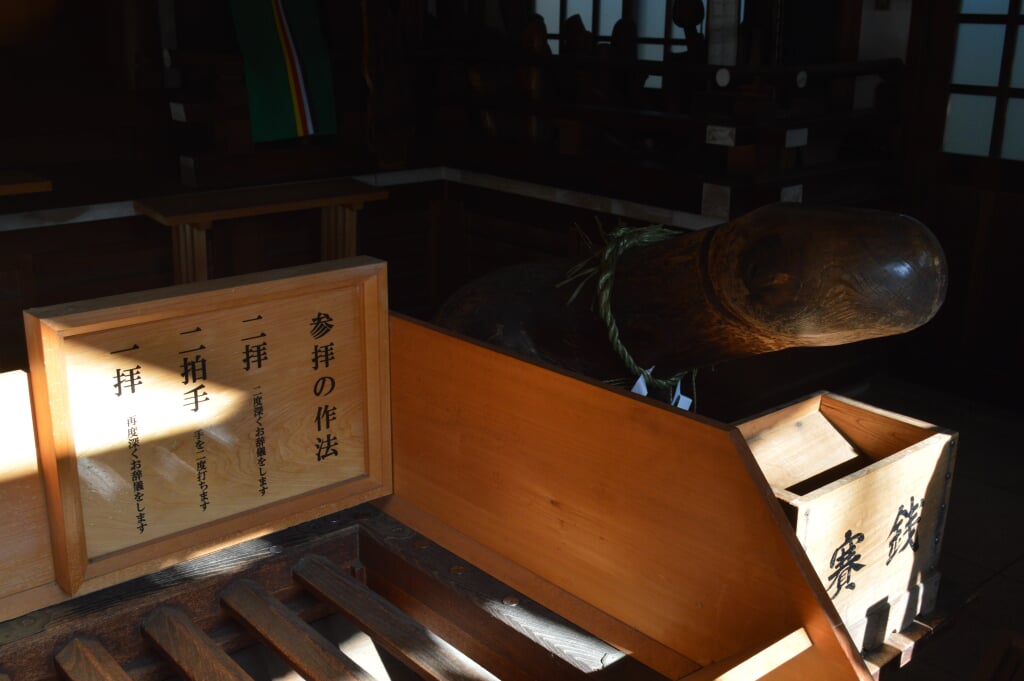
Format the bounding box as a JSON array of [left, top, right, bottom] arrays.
[[24, 258, 391, 594]]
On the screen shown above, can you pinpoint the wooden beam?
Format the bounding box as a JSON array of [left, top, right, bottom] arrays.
[[685, 628, 813, 681], [134, 178, 387, 227], [142, 606, 252, 680], [293, 554, 501, 681], [171, 221, 211, 283], [55, 639, 134, 681], [220, 578, 374, 681]]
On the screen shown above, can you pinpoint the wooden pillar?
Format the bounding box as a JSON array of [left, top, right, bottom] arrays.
[[321, 204, 364, 260], [171, 221, 211, 283]]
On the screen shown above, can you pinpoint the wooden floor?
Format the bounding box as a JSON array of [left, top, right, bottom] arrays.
[[838, 374, 1024, 681]]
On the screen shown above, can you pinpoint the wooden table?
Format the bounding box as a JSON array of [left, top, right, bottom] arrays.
[[134, 177, 388, 283]]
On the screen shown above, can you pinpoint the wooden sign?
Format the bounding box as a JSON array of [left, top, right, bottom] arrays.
[[24, 258, 391, 594]]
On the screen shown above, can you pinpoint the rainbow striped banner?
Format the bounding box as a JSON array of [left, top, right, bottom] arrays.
[[230, 0, 337, 143]]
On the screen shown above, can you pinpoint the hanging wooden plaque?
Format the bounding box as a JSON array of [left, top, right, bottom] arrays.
[[24, 257, 391, 594]]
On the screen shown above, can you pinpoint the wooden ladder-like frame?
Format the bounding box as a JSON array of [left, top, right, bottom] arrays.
[[0, 506, 668, 681]]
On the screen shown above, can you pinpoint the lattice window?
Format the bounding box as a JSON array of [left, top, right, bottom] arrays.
[[535, 0, 741, 87], [942, 0, 1024, 159]]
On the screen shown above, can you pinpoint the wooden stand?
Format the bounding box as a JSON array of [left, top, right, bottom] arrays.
[[134, 178, 388, 283]]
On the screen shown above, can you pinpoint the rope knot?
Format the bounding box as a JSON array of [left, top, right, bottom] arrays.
[[558, 223, 698, 402]]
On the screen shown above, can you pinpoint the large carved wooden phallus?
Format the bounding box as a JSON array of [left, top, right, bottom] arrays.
[[435, 203, 948, 393]]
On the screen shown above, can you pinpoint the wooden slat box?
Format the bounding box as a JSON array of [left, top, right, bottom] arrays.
[[736, 392, 958, 652]]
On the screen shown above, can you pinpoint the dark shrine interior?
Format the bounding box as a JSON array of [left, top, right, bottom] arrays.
[[1, 0, 1021, 422], [2, 3, 1024, 681]]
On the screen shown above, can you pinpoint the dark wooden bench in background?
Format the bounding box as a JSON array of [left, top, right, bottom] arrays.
[[135, 177, 388, 283], [0, 172, 52, 198]]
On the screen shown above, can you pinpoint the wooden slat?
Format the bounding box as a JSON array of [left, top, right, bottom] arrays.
[[22, 318, 87, 595], [142, 606, 252, 681], [321, 204, 361, 259], [0, 507, 360, 679], [818, 394, 943, 460], [736, 393, 825, 436], [862, 619, 940, 678], [356, 519, 672, 681], [294, 554, 501, 681], [219, 578, 375, 681], [0, 370, 58, 605], [744, 408, 866, 491], [55, 638, 133, 681], [684, 628, 812, 681], [171, 221, 210, 283]]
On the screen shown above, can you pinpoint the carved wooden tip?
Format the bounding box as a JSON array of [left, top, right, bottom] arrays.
[[707, 203, 948, 346]]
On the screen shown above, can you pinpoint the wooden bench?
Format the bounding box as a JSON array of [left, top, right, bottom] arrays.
[[134, 177, 388, 283], [0, 172, 53, 197]]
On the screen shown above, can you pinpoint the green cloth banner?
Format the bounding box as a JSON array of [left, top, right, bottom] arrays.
[[230, 0, 337, 143]]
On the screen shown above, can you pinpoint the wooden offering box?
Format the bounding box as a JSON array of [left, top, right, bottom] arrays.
[[736, 392, 958, 652], [23, 258, 391, 596]]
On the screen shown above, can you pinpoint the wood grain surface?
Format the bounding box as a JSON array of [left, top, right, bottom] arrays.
[[22, 258, 391, 594], [384, 315, 872, 679]]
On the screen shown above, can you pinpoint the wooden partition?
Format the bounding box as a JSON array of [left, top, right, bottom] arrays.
[[382, 315, 873, 680], [0, 305, 876, 678]]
